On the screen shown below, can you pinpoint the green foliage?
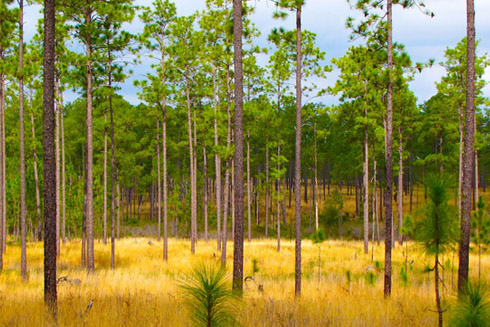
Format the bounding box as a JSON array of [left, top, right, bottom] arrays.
[[414, 174, 458, 256], [311, 228, 326, 244], [364, 271, 376, 286], [471, 197, 490, 250], [178, 261, 238, 327], [252, 258, 259, 276], [451, 283, 490, 327]]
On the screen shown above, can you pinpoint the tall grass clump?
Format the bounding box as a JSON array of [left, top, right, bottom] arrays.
[[451, 282, 490, 327], [178, 261, 238, 327]]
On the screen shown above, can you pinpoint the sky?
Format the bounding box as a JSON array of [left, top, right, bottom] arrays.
[[23, 0, 490, 107]]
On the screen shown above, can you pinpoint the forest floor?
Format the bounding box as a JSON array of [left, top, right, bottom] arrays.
[[1, 238, 488, 326]]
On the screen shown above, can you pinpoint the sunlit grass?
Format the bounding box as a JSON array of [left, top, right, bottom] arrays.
[[0, 237, 488, 326]]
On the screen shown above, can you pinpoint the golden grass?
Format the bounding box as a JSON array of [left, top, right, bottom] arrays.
[[0, 238, 488, 326]]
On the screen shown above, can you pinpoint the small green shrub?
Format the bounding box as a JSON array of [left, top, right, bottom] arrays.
[[451, 282, 490, 327]]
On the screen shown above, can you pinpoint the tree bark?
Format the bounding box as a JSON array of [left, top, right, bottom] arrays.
[[103, 104, 108, 245], [363, 93, 369, 255], [43, 0, 58, 313], [247, 130, 252, 243], [0, 66, 4, 267], [60, 90, 66, 244], [294, 4, 302, 298], [232, 0, 245, 291], [84, 8, 95, 273], [213, 65, 222, 252], [203, 133, 208, 242], [19, 0, 27, 281], [109, 64, 116, 270], [265, 135, 269, 238], [157, 121, 161, 241], [185, 67, 196, 254], [55, 83, 60, 256], [384, 0, 394, 298], [30, 109, 42, 242], [398, 128, 403, 246], [458, 0, 475, 295]]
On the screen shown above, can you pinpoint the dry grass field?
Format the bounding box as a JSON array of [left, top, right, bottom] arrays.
[[0, 237, 488, 326]]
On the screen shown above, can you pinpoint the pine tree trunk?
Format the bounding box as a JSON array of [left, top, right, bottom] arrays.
[[43, 0, 58, 311], [398, 128, 403, 246], [61, 91, 66, 244], [30, 110, 42, 242], [363, 97, 369, 254], [185, 67, 196, 254], [19, 0, 27, 280], [213, 66, 222, 251], [203, 133, 208, 242], [117, 174, 121, 239], [384, 0, 394, 298], [458, 0, 475, 294], [157, 121, 161, 241], [294, 4, 303, 298], [221, 68, 233, 264], [163, 109, 168, 260], [0, 68, 4, 267], [109, 66, 116, 270], [103, 107, 108, 245], [314, 126, 319, 231], [1, 69, 5, 255], [55, 83, 60, 256], [247, 130, 251, 242], [265, 135, 269, 238]]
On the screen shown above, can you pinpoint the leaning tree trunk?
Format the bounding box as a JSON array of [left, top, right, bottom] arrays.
[[458, 0, 475, 295]]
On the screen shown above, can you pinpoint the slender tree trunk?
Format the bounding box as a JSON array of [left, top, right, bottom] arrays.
[[19, 0, 27, 281], [398, 128, 403, 246], [108, 65, 116, 270], [277, 139, 281, 252], [185, 68, 196, 254], [435, 253, 442, 327], [232, 0, 245, 292], [43, 0, 57, 313], [30, 110, 42, 242], [84, 9, 95, 272], [474, 114, 479, 209], [103, 107, 107, 245], [384, 0, 394, 298], [265, 135, 269, 238], [0, 67, 4, 267], [60, 91, 65, 244], [157, 121, 161, 241], [221, 67, 233, 264], [247, 130, 252, 243], [221, 159, 230, 265], [294, 4, 303, 298], [314, 126, 319, 231], [55, 83, 60, 256], [1, 68, 5, 255], [203, 133, 208, 242], [363, 93, 369, 255], [117, 173, 120, 239], [458, 0, 475, 295], [163, 108, 168, 260], [213, 66, 222, 251], [409, 147, 413, 212]]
